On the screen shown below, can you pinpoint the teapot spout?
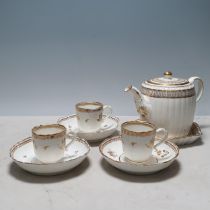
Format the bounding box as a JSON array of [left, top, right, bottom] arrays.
[[124, 85, 141, 99], [124, 85, 143, 115]]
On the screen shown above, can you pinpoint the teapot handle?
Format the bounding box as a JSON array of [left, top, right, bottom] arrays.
[[188, 77, 204, 102]]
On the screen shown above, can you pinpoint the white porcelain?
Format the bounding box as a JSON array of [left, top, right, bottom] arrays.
[[10, 136, 90, 175], [121, 121, 168, 162], [58, 115, 119, 142], [99, 136, 179, 175], [169, 122, 202, 145], [32, 124, 74, 163], [125, 71, 204, 139], [76, 102, 112, 132]]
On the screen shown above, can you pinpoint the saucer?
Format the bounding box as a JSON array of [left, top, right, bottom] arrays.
[[99, 136, 179, 175], [57, 115, 119, 142], [10, 136, 90, 175], [168, 122, 202, 145]]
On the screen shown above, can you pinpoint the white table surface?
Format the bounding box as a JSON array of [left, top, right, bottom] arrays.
[[0, 116, 209, 210]]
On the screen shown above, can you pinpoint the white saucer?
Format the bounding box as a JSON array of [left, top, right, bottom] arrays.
[[57, 115, 119, 142], [168, 122, 202, 145], [10, 137, 90, 175], [99, 136, 179, 175]]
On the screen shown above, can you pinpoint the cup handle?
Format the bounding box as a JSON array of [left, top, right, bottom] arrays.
[[103, 105, 112, 118], [188, 76, 204, 102], [153, 128, 168, 149]]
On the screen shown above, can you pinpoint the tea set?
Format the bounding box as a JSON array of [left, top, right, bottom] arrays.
[[9, 71, 204, 176]]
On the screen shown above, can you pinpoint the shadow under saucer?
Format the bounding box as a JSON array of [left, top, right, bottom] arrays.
[[100, 158, 181, 183], [8, 158, 90, 184]]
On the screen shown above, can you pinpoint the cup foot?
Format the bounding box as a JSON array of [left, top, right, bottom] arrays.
[[119, 154, 158, 165]]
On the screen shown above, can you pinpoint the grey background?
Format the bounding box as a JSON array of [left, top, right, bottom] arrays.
[[0, 0, 209, 116]]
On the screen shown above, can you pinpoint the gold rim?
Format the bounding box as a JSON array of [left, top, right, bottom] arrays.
[[99, 136, 179, 166], [121, 121, 155, 137], [76, 102, 103, 113], [10, 137, 90, 165], [32, 124, 66, 140], [147, 80, 189, 86]]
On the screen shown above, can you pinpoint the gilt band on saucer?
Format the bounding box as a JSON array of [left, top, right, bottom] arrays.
[[32, 124, 66, 140], [121, 121, 156, 137], [76, 102, 103, 112]]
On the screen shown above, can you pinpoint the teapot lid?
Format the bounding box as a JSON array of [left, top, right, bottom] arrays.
[[142, 71, 195, 91], [141, 71, 195, 97], [147, 71, 189, 86]]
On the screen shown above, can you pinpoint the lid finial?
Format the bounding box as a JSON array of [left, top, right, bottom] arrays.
[[164, 71, 172, 77]]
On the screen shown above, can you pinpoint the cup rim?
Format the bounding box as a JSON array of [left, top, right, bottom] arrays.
[[76, 101, 103, 112], [121, 120, 156, 136], [32, 124, 66, 140]]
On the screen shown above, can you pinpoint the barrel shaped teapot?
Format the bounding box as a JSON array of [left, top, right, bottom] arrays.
[[125, 71, 204, 139]]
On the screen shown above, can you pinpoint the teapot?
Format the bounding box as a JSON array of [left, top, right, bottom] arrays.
[[125, 71, 204, 139]]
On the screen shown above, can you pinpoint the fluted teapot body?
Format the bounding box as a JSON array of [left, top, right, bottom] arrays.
[[125, 71, 204, 139]]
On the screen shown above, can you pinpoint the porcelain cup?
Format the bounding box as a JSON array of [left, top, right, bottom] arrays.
[[121, 121, 168, 162], [75, 102, 112, 132], [32, 124, 75, 163]]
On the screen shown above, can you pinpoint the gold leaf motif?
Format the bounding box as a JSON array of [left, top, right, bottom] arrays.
[[43, 145, 49, 150], [146, 140, 154, 148], [156, 150, 161, 155], [138, 106, 149, 118], [107, 150, 117, 158], [131, 142, 137, 147], [161, 149, 169, 157]]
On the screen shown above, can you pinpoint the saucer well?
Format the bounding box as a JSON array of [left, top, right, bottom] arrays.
[[10, 137, 90, 175], [99, 136, 179, 175], [168, 122, 202, 145], [57, 115, 119, 142]]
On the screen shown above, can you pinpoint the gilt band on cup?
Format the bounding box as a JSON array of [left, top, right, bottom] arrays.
[[76, 102, 103, 112], [32, 124, 66, 140], [121, 120, 156, 137]]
